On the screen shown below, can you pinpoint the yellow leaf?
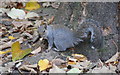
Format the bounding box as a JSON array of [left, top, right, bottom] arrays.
[[72, 54, 87, 61], [38, 59, 51, 71], [0, 50, 11, 54], [25, 0, 40, 11], [8, 36, 15, 40], [67, 57, 77, 65], [12, 41, 31, 61], [68, 61, 76, 65]]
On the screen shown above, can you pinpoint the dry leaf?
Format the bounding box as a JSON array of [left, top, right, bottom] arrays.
[[51, 58, 66, 66], [0, 49, 11, 54], [38, 59, 52, 71], [105, 52, 120, 63], [67, 57, 77, 65], [108, 64, 117, 72], [34, 20, 44, 28], [51, 2, 60, 9], [79, 60, 91, 69], [0, 8, 10, 16], [72, 54, 87, 61], [68, 61, 76, 65], [67, 57, 77, 62], [7, 8, 26, 19], [31, 46, 41, 54], [70, 62, 84, 69], [102, 27, 112, 36], [12, 20, 33, 27], [12, 41, 31, 61], [25, 0, 40, 11], [19, 64, 37, 73], [8, 36, 15, 40], [42, 2, 51, 7], [47, 16, 54, 24], [49, 64, 66, 73], [25, 12, 39, 19], [0, 37, 23, 51], [16, 2, 24, 9], [92, 66, 115, 73]]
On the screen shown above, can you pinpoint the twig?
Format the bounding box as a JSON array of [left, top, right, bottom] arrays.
[[112, 40, 118, 52]]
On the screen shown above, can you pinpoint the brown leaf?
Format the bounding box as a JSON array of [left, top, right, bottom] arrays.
[[12, 21, 33, 27], [72, 54, 87, 61], [67, 57, 77, 65], [19, 64, 37, 73], [47, 16, 54, 24], [51, 58, 66, 67], [102, 26, 112, 36], [16, 2, 24, 9]]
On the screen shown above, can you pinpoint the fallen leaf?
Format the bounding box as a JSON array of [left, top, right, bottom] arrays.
[[0, 49, 11, 54], [72, 54, 87, 61], [21, 32, 33, 39], [0, 8, 10, 16], [7, 8, 26, 19], [38, 59, 52, 71], [105, 52, 120, 63], [25, 0, 40, 11], [51, 2, 60, 9], [51, 58, 66, 67], [31, 46, 41, 54], [108, 64, 117, 72], [49, 64, 66, 73], [68, 61, 76, 65], [67, 57, 77, 62], [67, 57, 77, 65], [0, 62, 16, 73], [47, 16, 54, 24], [25, 12, 39, 19], [79, 60, 91, 69], [34, 20, 44, 28], [8, 36, 15, 40], [16, 2, 24, 9], [42, 2, 51, 8], [12, 20, 33, 27], [0, 37, 23, 51], [12, 41, 31, 61], [15, 62, 22, 68], [67, 68, 82, 73], [102, 27, 112, 36], [92, 66, 115, 73], [19, 64, 37, 73]]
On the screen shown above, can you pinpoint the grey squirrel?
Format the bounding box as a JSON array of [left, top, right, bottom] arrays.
[[37, 19, 103, 51]]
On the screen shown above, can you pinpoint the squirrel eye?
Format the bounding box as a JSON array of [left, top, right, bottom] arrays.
[[43, 30, 45, 32]]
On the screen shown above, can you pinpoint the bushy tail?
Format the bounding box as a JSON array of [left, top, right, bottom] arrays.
[[79, 19, 103, 49]]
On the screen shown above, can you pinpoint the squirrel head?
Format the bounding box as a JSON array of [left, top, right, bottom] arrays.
[[38, 25, 47, 39]]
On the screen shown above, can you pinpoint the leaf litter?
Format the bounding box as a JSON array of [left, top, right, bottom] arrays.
[[0, 1, 119, 74]]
